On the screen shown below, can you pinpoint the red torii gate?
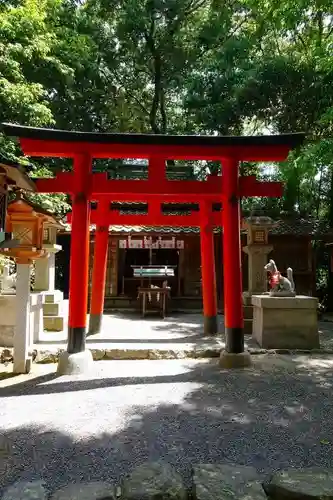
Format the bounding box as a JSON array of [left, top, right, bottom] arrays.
[[2, 123, 304, 366], [67, 200, 228, 335]]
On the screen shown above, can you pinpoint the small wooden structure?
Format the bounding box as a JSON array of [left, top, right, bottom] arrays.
[[135, 265, 172, 317], [138, 285, 170, 318]]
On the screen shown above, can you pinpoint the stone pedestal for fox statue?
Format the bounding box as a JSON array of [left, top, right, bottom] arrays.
[[251, 259, 319, 349]]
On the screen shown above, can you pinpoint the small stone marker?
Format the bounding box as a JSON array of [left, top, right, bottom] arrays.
[[2, 480, 47, 500], [193, 464, 266, 500], [122, 461, 187, 500], [264, 469, 333, 499], [50, 481, 116, 500]]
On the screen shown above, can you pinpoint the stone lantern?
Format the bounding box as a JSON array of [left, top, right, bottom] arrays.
[[242, 215, 276, 305], [0, 193, 61, 373], [35, 221, 62, 292]]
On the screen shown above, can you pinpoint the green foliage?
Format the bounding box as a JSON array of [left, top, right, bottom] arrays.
[[0, 0, 332, 224]]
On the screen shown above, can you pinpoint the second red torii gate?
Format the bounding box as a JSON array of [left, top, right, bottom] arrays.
[[1, 123, 304, 368], [67, 199, 224, 335]]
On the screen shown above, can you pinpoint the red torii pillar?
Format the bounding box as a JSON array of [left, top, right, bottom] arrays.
[[67, 154, 91, 354], [200, 200, 218, 335], [221, 158, 246, 365], [88, 202, 110, 335]]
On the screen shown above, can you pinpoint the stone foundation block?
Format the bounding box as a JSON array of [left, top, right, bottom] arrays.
[[219, 350, 252, 368], [2, 480, 47, 500], [264, 468, 333, 499], [193, 464, 266, 500], [252, 295, 319, 350], [57, 350, 93, 375], [122, 461, 187, 500], [51, 481, 116, 500]]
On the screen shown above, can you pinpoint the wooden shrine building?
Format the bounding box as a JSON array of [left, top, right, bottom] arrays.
[[58, 214, 317, 311]]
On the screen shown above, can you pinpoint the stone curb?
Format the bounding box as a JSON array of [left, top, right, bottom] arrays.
[[3, 464, 333, 500], [2, 346, 333, 365]]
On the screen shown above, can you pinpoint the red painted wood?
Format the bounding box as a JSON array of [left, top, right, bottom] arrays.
[[90, 224, 109, 316], [149, 156, 166, 181], [34, 172, 74, 193], [222, 158, 244, 331], [200, 201, 217, 320], [239, 176, 284, 197], [68, 154, 91, 330], [66, 209, 236, 227], [20, 137, 291, 162], [35, 174, 284, 199]]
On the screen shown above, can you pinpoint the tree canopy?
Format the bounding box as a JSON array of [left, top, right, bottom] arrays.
[[0, 0, 332, 220]]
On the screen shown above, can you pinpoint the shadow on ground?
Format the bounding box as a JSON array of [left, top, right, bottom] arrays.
[[1, 355, 333, 497]]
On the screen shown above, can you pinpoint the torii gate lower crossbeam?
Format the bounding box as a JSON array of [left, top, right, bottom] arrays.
[[1, 123, 305, 373]]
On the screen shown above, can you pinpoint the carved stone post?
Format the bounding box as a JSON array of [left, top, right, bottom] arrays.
[[242, 216, 276, 333], [242, 216, 276, 302]]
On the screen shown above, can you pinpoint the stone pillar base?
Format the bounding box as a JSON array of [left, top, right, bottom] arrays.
[[13, 356, 32, 374], [57, 350, 93, 376], [203, 315, 218, 335], [219, 350, 252, 369], [252, 295, 319, 349], [88, 313, 102, 335]]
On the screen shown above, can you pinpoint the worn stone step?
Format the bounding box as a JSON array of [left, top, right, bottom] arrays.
[[43, 302, 62, 316], [43, 315, 64, 331]]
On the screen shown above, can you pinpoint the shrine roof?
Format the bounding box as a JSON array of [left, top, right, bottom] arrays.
[[0, 155, 36, 192], [2, 124, 304, 148], [60, 217, 329, 237]]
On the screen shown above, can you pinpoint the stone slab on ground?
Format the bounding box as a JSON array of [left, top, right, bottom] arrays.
[[1, 480, 47, 500], [193, 464, 266, 500], [264, 469, 333, 499], [50, 481, 116, 500], [122, 462, 187, 500]]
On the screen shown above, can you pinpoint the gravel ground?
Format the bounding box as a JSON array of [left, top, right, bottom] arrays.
[[1, 356, 333, 497]]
